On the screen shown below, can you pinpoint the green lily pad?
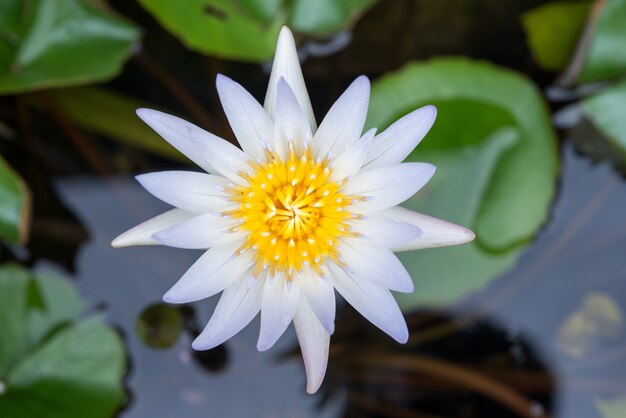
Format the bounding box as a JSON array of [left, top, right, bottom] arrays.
[[45, 87, 187, 161], [0, 265, 126, 418], [365, 58, 558, 307], [582, 77, 626, 160], [521, 1, 591, 72], [137, 0, 377, 62], [596, 397, 626, 418], [580, 0, 626, 82], [136, 303, 184, 349], [0, 0, 140, 95], [0, 155, 30, 244]]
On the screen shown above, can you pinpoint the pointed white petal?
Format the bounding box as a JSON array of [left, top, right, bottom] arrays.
[[257, 274, 302, 351], [301, 269, 335, 334], [153, 213, 243, 249], [365, 105, 437, 169], [111, 209, 195, 248], [314, 76, 370, 159], [136, 171, 235, 213], [192, 274, 264, 350], [328, 263, 408, 343], [265, 26, 316, 131], [216, 74, 273, 161], [274, 78, 313, 158], [349, 214, 422, 248], [338, 238, 413, 292], [163, 242, 252, 303], [293, 296, 330, 394], [328, 128, 376, 182], [187, 127, 252, 186], [136, 108, 215, 173], [383, 206, 475, 251], [343, 163, 436, 211]]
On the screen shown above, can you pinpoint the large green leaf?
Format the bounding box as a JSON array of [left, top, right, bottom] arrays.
[[0, 266, 126, 418], [137, 0, 283, 62], [0, 0, 140, 95], [46, 87, 187, 161], [0, 155, 30, 244], [580, 0, 626, 82], [0, 264, 31, 376], [137, 0, 377, 62], [521, 1, 591, 72], [0, 317, 126, 418], [365, 58, 558, 307]]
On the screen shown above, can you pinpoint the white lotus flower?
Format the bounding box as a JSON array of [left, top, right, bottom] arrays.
[[113, 26, 474, 394]]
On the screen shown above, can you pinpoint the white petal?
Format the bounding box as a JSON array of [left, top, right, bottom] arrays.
[[328, 128, 376, 182], [111, 209, 194, 248], [313, 76, 370, 159], [265, 26, 316, 131], [349, 214, 422, 248], [343, 163, 436, 212], [338, 238, 413, 292], [192, 274, 264, 350], [163, 242, 252, 303], [136, 171, 235, 214], [257, 274, 301, 351], [383, 206, 475, 251], [293, 296, 330, 394], [153, 213, 243, 249], [216, 74, 273, 161], [301, 269, 335, 334], [136, 108, 215, 173], [364, 105, 437, 169], [327, 263, 408, 343], [274, 78, 313, 158], [187, 127, 253, 186]]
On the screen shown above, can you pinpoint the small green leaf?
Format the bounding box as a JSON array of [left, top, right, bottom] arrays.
[[0, 264, 31, 376], [521, 1, 591, 72], [137, 0, 283, 62], [580, 0, 626, 82], [1, 317, 126, 418], [596, 397, 626, 418], [366, 58, 558, 307], [0, 0, 140, 95], [582, 77, 626, 159], [46, 87, 188, 161], [136, 303, 184, 349], [0, 155, 30, 244]]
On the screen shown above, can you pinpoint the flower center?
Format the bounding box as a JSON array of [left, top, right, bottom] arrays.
[[229, 143, 357, 280]]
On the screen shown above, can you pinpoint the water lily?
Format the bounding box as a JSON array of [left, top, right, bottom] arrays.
[[112, 26, 474, 394]]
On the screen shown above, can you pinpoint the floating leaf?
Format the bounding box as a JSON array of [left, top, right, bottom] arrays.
[[0, 265, 126, 418], [521, 1, 591, 72], [580, 0, 626, 82], [137, 0, 283, 62], [136, 303, 183, 349], [365, 58, 558, 307], [137, 0, 377, 61], [46, 87, 187, 161], [291, 0, 377, 35], [0, 0, 140, 95], [582, 78, 626, 159], [0, 155, 30, 244]]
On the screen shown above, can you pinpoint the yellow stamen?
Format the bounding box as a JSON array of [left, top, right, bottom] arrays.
[[228, 146, 353, 279]]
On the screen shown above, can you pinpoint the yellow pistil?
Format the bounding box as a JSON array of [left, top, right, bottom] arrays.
[[227, 142, 357, 281]]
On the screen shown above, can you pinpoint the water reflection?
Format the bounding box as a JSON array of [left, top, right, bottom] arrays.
[[49, 144, 626, 417]]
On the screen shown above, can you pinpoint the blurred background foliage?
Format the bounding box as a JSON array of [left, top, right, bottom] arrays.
[[0, 0, 626, 417]]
